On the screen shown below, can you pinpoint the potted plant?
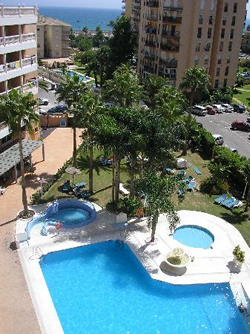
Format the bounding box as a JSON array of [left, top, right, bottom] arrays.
[[233, 245, 245, 269]]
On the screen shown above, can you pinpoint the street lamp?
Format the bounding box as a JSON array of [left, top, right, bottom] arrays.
[[37, 177, 46, 194]]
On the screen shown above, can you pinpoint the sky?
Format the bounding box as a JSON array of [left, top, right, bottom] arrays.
[[3, 0, 122, 9], [3, 0, 250, 15]]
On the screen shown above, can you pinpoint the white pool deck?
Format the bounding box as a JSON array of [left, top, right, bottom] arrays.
[[17, 205, 250, 334]]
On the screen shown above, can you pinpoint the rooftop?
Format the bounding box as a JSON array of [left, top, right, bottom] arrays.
[[37, 15, 71, 27]]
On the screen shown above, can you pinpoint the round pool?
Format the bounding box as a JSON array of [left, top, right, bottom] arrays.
[[173, 225, 214, 249], [49, 208, 90, 228]]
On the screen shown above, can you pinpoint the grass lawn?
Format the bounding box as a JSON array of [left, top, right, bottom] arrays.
[[233, 85, 250, 106], [42, 149, 250, 246]]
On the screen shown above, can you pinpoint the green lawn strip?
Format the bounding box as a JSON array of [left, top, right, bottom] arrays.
[[233, 90, 250, 106]]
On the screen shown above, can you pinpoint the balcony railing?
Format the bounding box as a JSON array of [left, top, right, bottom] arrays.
[[0, 6, 37, 17], [163, 6, 183, 12], [163, 17, 182, 24], [160, 43, 179, 52], [0, 56, 37, 74], [145, 40, 157, 48], [158, 71, 176, 80], [146, 28, 157, 34], [162, 31, 180, 38], [146, 16, 158, 21], [159, 58, 178, 67], [0, 80, 37, 95], [146, 1, 159, 7], [0, 33, 36, 47], [144, 53, 156, 61], [143, 65, 154, 74]]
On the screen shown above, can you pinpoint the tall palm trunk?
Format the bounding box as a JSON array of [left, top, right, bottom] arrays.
[[73, 126, 77, 167], [89, 144, 94, 194], [18, 133, 29, 215], [129, 155, 136, 198], [114, 154, 121, 204], [183, 92, 194, 156], [150, 213, 159, 242]]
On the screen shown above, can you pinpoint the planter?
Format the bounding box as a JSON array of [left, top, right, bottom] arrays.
[[164, 248, 190, 275], [233, 256, 243, 269]]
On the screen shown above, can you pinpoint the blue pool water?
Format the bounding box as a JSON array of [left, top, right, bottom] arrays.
[[48, 208, 90, 228], [55, 70, 90, 82], [40, 241, 246, 334], [173, 225, 214, 249]]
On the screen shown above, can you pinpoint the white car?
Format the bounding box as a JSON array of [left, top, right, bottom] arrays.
[[39, 97, 49, 106], [212, 134, 224, 145], [39, 108, 47, 115], [192, 105, 207, 116], [212, 104, 226, 113], [222, 104, 234, 113]]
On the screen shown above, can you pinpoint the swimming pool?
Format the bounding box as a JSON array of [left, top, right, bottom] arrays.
[[40, 241, 246, 334], [55, 70, 92, 82], [26, 199, 96, 237], [173, 225, 214, 249]]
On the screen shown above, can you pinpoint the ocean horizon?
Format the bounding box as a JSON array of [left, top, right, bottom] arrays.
[[38, 6, 123, 31]]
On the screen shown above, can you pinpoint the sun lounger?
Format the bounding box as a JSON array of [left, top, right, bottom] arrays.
[[166, 167, 174, 175], [228, 199, 240, 209], [214, 194, 227, 204], [62, 180, 71, 192], [177, 170, 186, 178], [182, 175, 194, 184], [187, 181, 196, 191], [194, 168, 202, 175], [73, 187, 91, 199], [221, 197, 235, 208], [75, 181, 86, 188], [119, 183, 130, 196], [177, 185, 185, 198]]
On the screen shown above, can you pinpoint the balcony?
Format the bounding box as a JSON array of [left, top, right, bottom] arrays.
[[158, 71, 176, 80], [146, 16, 158, 21], [143, 65, 154, 74], [163, 6, 183, 12], [0, 33, 36, 53], [0, 56, 37, 81], [144, 53, 156, 61], [160, 44, 179, 52], [0, 80, 38, 96], [0, 6, 38, 25], [163, 17, 182, 24], [159, 58, 178, 67], [146, 28, 157, 35], [145, 40, 157, 48], [162, 31, 180, 38], [146, 1, 159, 7]]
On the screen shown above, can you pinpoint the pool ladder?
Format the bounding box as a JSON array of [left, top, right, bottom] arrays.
[[29, 246, 44, 260]]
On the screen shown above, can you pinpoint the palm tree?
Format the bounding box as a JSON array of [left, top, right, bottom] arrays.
[[179, 66, 210, 155], [78, 92, 103, 193], [143, 76, 167, 108], [56, 74, 89, 167], [0, 90, 39, 216]]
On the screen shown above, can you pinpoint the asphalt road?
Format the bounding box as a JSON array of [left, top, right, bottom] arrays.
[[195, 112, 250, 158], [38, 87, 58, 113]]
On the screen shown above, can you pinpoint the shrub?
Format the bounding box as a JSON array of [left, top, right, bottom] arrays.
[[200, 178, 229, 195], [233, 245, 245, 263]]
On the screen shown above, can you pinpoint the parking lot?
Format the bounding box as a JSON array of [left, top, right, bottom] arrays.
[[195, 112, 250, 158]]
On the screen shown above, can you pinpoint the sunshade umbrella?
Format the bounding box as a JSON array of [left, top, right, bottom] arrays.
[[65, 166, 81, 185]]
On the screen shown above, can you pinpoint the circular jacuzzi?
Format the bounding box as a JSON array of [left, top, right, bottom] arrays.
[[173, 225, 214, 249], [26, 199, 97, 238]]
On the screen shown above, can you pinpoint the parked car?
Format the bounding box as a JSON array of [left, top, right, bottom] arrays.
[[232, 104, 246, 113], [231, 120, 250, 132], [222, 104, 234, 113], [212, 134, 224, 145], [192, 105, 207, 116], [247, 116, 250, 123], [206, 105, 217, 115], [47, 105, 68, 114], [39, 108, 47, 115], [39, 97, 49, 106], [212, 104, 226, 113]]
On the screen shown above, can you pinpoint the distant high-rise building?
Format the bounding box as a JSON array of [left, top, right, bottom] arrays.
[[125, 0, 248, 88], [37, 16, 71, 59], [241, 25, 250, 54]]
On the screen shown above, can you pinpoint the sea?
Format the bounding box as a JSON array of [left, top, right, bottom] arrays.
[[38, 7, 123, 31]]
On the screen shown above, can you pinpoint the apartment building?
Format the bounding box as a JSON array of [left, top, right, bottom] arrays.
[[125, 0, 141, 33], [37, 16, 71, 59], [0, 6, 38, 153], [241, 25, 250, 53], [127, 0, 247, 88]]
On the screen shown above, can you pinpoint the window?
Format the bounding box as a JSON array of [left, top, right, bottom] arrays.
[[205, 42, 211, 51], [222, 18, 227, 26], [207, 28, 212, 38], [227, 55, 231, 63], [216, 68, 220, 76], [225, 66, 229, 76], [219, 41, 224, 51], [199, 14, 203, 24], [215, 80, 219, 88], [210, 0, 215, 10], [224, 2, 228, 12], [196, 43, 201, 51], [233, 3, 237, 13], [197, 28, 202, 38], [218, 56, 222, 64], [232, 16, 236, 26], [228, 41, 233, 51], [37, 28, 40, 31], [223, 79, 228, 88], [204, 56, 209, 65], [230, 29, 234, 39], [209, 16, 213, 25], [194, 58, 199, 66], [221, 29, 225, 38], [200, 0, 205, 10], [37, 44, 40, 48]]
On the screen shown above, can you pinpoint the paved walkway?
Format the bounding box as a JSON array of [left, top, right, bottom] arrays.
[[0, 128, 82, 334]]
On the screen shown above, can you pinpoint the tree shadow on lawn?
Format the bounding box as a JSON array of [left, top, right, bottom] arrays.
[[220, 210, 249, 225]]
